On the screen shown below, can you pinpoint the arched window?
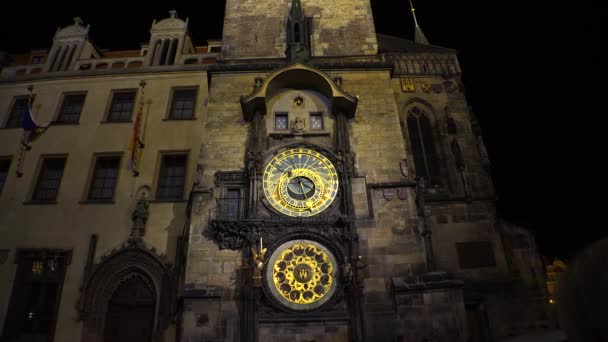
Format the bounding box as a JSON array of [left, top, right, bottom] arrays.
[[406, 106, 441, 185], [159, 39, 170, 65]]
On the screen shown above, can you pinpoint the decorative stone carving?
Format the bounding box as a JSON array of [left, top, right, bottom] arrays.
[[207, 217, 350, 251], [400, 159, 409, 179], [131, 186, 150, 239], [78, 241, 175, 341], [383, 188, 395, 201], [336, 150, 345, 172], [291, 117, 305, 134], [345, 150, 356, 174], [193, 164, 204, 187], [341, 262, 353, 284]]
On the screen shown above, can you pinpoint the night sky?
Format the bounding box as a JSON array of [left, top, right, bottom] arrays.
[[1, 1, 602, 260]]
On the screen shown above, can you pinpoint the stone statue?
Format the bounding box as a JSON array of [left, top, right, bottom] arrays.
[[345, 150, 356, 174], [246, 151, 256, 174], [251, 246, 268, 287], [193, 164, 204, 186], [341, 262, 353, 284], [355, 256, 367, 285], [336, 150, 345, 172], [131, 194, 149, 238], [291, 117, 305, 134]]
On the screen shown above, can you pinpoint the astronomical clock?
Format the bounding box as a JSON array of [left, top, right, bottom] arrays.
[[260, 147, 341, 310], [262, 147, 339, 217]]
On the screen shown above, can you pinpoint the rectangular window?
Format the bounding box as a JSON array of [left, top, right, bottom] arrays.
[[225, 189, 241, 219], [169, 88, 197, 120], [156, 153, 187, 200], [0, 158, 10, 194], [456, 241, 497, 269], [107, 90, 136, 122], [32, 157, 66, 202], [2, 249, 70, 341], [275, 112, 288, 130], [87, 156, 121, 201], [310, 112, 324, 130], [56, 93, 86, 124], [5, 96, 29, 128]]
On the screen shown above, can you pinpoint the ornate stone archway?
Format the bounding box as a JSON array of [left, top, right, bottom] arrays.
[[78, 240, 175, 342]]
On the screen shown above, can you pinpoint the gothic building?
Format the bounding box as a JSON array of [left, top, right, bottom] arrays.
[[0, 1, 547, 341]]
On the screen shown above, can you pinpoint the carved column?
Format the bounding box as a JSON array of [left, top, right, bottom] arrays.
[[416, 178, 436, 272], [335, 111, 364, 341]]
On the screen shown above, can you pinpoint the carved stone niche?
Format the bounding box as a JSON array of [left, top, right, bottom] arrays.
[[240, 63, 358, 122]]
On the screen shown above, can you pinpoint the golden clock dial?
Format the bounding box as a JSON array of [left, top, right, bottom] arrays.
[[266, 240, 338, 310], [262, 148, 339, 217]]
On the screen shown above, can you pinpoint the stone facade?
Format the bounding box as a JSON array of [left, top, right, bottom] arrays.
[[0, 3, 547, 342]]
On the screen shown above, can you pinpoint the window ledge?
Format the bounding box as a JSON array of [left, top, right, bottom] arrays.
[[79, 200, 115, 205], [162, 117, 197, 121], [52, 121, 80, 125], [23, 200, 58, 205], [150, 199, 188, 203], [100, 120, 133, 124]]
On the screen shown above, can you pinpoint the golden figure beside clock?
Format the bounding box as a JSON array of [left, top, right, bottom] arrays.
[[263, 147, 338, 217]]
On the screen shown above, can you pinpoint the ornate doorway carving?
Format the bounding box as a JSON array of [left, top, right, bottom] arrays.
[[78, 240, 175, 342]]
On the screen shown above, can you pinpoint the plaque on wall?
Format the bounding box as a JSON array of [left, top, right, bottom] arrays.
[[266, 240, 338, 311]]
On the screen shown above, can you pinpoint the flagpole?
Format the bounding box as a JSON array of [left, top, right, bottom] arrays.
[[15, 85, 35, 177]]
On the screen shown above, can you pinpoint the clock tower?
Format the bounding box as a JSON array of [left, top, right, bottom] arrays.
[[180, 1, 547, 341], [221, 0, 378, 59]]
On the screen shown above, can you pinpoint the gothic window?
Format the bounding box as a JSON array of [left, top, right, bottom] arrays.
[[168, 88, 197, 120], [456, 241, 497, 269], [275, 112, 288, 130], [156, 153, 187, 200], [2, 249, 70, 341], [310, 112, 324, 130], [107, 90, 136, 122], [56, 93, 86, 124], [87, 155, 121, 201], [406, 106, 441, 186], [5, 96, 30, 128], [32, 156, 66, 202], [0, 158, 10, 194]]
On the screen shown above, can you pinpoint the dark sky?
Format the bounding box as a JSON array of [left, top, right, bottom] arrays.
[[1, 1, 602, 260]]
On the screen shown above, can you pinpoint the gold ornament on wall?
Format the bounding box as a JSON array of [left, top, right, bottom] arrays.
[[401, 78, 415, 93]]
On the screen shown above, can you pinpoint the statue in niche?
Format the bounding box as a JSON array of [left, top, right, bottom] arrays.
[[131, 187, 150, 239], [291, 117, 305, 134]]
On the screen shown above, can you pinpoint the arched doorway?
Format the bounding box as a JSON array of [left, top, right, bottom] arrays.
[[79, 241, 175, 342], [104, 275, 155, 342]]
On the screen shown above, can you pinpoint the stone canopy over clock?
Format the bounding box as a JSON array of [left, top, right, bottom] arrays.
[[262, 147, 339, 217]]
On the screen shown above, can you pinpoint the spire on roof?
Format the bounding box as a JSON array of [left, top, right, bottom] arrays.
[[408, 0, 430, 45]]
